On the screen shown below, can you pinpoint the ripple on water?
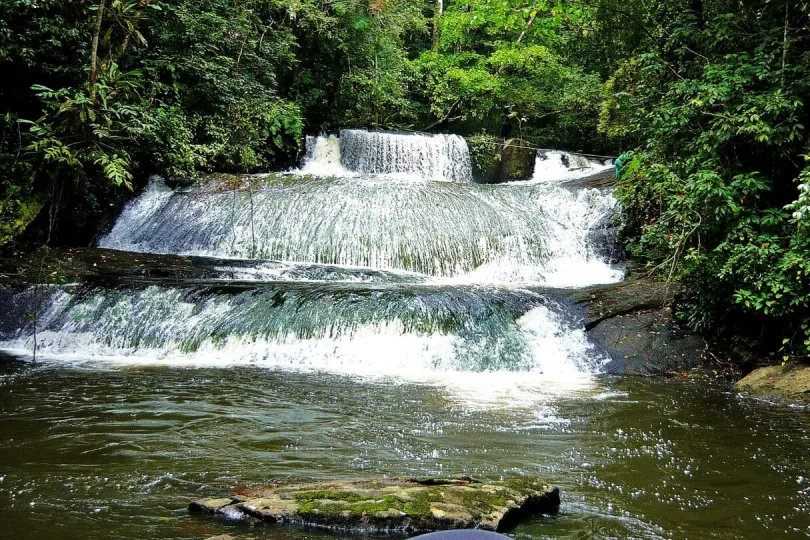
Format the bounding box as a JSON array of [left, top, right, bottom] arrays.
[[1, 361, 809, 539]]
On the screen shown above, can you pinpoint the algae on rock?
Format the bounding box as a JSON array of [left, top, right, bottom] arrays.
[[189, 476, 559, 533], [736, 363, 810, 404]]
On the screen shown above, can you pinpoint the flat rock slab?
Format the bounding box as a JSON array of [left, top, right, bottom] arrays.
[[190, 477, 559, 533]]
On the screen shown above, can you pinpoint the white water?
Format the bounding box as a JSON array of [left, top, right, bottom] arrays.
[[0, 286, 604, 407], [6, 129, 623, 400], [297, 130, 472, 182], [528, 150, 612, 184], [99, 177, 621, 286], [339, 129, 472, 182], [299, 134, 351, 176]]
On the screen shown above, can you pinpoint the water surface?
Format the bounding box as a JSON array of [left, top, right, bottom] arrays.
[[1, 358, 808, 539]]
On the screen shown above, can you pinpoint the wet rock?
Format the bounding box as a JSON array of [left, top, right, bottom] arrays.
[[204, 535, 236, 540], [589, 308, 707, 375], [735, 363, 810, 404], [560, 168, 615, 189], [568, 268, 677, 330], [473, 139, 536, 184], [497, 140, 535, 182], [589, 225, 625, 264], [566, 269, 706, 375], [189, 477, 559, 533]]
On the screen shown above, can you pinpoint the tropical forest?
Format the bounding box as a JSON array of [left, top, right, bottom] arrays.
[[1, 1, 810, 538]]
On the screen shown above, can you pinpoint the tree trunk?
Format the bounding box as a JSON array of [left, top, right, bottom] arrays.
[[432, 0, 443, 52], [89, 0, 107, 103], [781, 0, 790, 89]]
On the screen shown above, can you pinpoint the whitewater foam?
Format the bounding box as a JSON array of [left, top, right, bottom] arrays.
[[99, 175, 621, 286], [516, 150, 612, 184], [0, 287, 605, 408]]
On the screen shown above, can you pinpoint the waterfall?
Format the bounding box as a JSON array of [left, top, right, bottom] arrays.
[[4, 129, 624, 387], [296, 130, 472, 182], [530, 150, 612, 183], [339, 130, 472, 183], [98, 175, 622, 286], [0, 284, 604, 380], [299, 135, 349, 176]]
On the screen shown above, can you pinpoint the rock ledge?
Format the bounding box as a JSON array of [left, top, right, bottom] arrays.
[[189, 477, 559, 533]]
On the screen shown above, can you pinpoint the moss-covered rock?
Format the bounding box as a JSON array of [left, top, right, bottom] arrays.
[[189, 476, 559, 533], [468, 136, 536, 184], [498, 139, 536, 182], [735, 363, 810, 404]]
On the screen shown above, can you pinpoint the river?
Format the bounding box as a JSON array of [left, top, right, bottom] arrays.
[[0, 131, 808, 539]]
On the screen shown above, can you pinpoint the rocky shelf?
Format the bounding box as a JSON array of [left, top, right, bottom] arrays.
[[189, 477, 560, 533]]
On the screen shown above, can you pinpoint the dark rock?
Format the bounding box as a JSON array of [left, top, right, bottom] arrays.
[[565, 269, 706, 375], [189, 477, 559, 533], [497, 140, 535, 182], [473, 139, 536, 184], [559, 168, 615, 189], [589, 308, 707, 375], [589, 225, 625, 264], [567, 268, 677, 330]]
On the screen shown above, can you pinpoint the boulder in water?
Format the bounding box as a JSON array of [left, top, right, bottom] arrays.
[[589, 308, 707, 375], [189, 476, 559, 533], [568, 269, 707, 375], [735, 363, 810, 404]]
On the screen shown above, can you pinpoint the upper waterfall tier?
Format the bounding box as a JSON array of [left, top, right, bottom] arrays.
[[99, 175, 623, 287], [300, 130, 473, 182]]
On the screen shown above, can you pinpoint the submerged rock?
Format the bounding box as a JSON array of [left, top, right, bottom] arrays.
[[736, 363, 810, 404], [189, 477, 559, 533]]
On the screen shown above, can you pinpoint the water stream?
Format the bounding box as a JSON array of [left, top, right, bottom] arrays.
[[0, 130, 807, 539]]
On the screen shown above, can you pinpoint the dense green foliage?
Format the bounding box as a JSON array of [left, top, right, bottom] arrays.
[[3, 0, 810, 361], [602, 1, 810, 360]]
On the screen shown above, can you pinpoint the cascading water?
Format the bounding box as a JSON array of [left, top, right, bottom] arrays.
[[530, 149, 613, 183], [4, 132, 810, 540], [4, 129, 622, 398], [0, 284, 600, 381], [339, 129, 472, 182], [297, 130, 473, 182], [98, 174, 620, 284], [99, 130, 621, 285], [299, 134, 349, 176]]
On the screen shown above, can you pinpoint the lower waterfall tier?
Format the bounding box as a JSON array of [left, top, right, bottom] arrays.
[[0, 281, 605, 382]]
